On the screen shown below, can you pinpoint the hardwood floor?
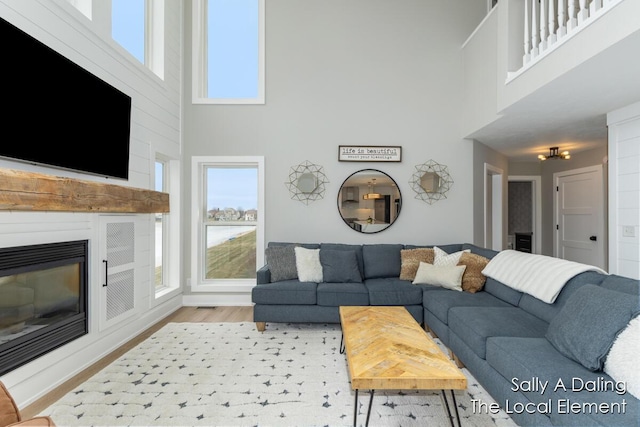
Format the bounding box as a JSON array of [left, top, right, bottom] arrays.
[[21, 306, 254, 419]]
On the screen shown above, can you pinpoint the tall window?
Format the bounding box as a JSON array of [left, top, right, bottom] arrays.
[[191, 157, 264, 291], [112, 0, 145, 64], [192, 0, 265, 104], [112, 0, 165, 78]]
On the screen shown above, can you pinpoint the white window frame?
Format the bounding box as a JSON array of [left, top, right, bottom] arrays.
[[66, 0, 92, 19], [151, 155, 181, 306], [191, 0, 266, 104], [190, 156, 265, 292], [107, 0, 165, 78]]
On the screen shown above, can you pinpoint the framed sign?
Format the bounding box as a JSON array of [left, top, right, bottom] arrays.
[[338, 145, 402, 162]]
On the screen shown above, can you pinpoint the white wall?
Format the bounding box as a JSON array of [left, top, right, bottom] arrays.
[[182, 1, 487, 300], [0, 0, 183, 407], [608, 101, 640, 279]]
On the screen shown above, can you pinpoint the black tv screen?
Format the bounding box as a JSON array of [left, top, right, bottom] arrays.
[[0, 16, 131, 180]]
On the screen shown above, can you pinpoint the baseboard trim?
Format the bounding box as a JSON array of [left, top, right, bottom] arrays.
[[182, 294, 253, 306]]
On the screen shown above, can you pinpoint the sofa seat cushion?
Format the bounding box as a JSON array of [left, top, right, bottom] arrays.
[[423, 290, 511, 326], [448, 307, 548, 359], [316, 282, 369, 306], [251, 281, 317, 305], [364, 278, 423, 305], [486, 337, 639, 427]]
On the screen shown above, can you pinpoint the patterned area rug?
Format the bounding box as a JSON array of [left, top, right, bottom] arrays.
[[42, 322, 517, 426]]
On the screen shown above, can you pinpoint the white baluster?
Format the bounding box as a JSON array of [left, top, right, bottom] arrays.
[[539, 0, 548, 52], [568, 0, 577, 31], [548, 0, 557, 46], [590, 0, 602, 15], [578, 0, 589, 24], [558, 0, 567, 38], [524, 0, 532, 64], [532, 0, 540, 58]]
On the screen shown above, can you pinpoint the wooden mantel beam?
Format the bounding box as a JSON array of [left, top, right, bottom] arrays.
[[0, 168, 169, 213]]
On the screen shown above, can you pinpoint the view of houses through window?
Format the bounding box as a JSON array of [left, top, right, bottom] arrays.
[[204, 165, 258, 280]]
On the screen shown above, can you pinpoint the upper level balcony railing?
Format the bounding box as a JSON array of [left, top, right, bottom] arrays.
[[461, 0, 639, 145], [522, 0, 623, 69]]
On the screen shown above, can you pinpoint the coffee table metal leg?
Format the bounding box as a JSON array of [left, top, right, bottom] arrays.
[[440, 389, 462, 427], [353, 389, 358, 427], [340, 333, 345, 354], [365, 389, 375, 427]]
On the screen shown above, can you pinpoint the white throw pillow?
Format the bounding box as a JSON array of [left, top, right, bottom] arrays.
[[433, 246, 470, 267], [294, 247, 323, 283], [412, 262, 466, 292], [604, 315, 640, 399]]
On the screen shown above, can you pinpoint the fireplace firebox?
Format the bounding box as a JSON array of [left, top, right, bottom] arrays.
[[0, 240, 88, 375]]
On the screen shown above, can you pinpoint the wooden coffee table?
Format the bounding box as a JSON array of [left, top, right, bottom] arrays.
[[339, 306, 467, 427]]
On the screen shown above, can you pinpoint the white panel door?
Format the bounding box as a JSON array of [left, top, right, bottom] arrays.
[[554, 165, 606, 269]]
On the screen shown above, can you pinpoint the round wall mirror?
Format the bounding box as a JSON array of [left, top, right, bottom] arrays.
[[338, 169, 402, 233]]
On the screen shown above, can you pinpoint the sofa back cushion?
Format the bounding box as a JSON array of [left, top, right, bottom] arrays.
[[319, 249, 362, 283], [404, 244, 462, 253], [461, 243, 499, 260], [518, 271, 607, 323], [320, 243, 364, 278], [269, 242, 319, 249], [483, 277, 522, 306], [599, 274, 640, 295], [363, 244, 403, 279]]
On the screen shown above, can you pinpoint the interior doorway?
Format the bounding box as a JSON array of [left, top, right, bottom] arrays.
[[484, 163, 504, 251], [508, 176, 542, 254]]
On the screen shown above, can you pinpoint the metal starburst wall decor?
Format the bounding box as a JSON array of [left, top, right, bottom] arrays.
[[285, 160, 329, 205], [409, 160, 453, 204]]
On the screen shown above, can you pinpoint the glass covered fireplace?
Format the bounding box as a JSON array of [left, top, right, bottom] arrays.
[[0, 240, 88, 375]]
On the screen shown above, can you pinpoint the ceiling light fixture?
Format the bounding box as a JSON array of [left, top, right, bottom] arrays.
[[363, 179, 382, 200], [538, 147, 570, 161]]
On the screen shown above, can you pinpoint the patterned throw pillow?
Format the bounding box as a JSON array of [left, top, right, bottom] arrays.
[[399, 248, 435, 281], [265, 245, 298, 282], [457, 252, 490, 293], [433, 246, 470, 267]]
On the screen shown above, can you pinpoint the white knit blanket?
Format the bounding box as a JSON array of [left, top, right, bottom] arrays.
[[481, 250, 607, 303]]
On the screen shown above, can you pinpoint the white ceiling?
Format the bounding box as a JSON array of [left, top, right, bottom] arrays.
[[466, 27, 640, 162]]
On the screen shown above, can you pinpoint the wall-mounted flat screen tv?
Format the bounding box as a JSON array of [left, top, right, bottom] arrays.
[[0, 16, 131, 180]]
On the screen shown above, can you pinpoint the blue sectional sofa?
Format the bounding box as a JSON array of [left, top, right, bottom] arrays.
[[251, 242, 640, 426]]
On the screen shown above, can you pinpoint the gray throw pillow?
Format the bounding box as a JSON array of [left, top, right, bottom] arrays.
[[265, 245, 298, 282], [320, 249, 362, 283], [546, 284, 640, 371]]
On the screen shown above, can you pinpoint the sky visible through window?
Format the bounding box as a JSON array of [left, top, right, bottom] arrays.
[[207, 167, 258, 212], [112, 0, 144, 64], [207, 0, 259, 99]]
